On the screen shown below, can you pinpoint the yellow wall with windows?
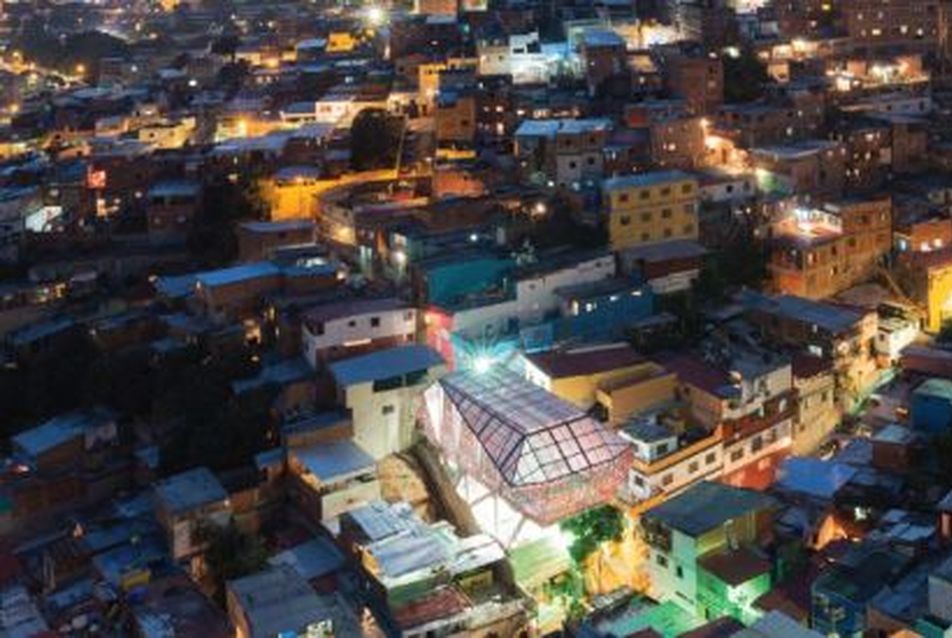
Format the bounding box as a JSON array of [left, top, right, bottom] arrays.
[[605, 175, 699, 251], [927, 264, 952, 333]]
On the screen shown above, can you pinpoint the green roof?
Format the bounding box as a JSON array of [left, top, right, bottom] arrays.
[[509, 535, 572, 590]]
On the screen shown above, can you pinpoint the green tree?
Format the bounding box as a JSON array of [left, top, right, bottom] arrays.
[[188, 175, 265, 267], [157, 350, 275, 475], [196, 518, 268, 604], [84, 346, 156, 418], [350, 108, 403, 171], [723, 46, 770, 104], [22, 329, 100, 420], [559, 505, 624, 564], [14, 25, 129, 77]]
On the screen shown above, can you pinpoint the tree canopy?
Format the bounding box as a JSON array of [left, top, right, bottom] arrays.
[[723, 47, 770, 104], [350, 108, 403, 171], [559, 505, 624, 564]]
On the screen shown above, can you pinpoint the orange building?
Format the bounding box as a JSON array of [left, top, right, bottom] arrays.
[[769, 196, 892, 299]]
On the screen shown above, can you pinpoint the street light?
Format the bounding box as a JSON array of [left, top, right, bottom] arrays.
[[366, 5, 387, 26]]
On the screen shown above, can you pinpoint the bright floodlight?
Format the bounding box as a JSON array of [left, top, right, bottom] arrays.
[[473, 355, 493, 374], [367, 6, 386, 26]]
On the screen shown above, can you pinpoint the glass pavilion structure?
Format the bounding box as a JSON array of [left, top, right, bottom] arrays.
[[421, 368, 631, 548]]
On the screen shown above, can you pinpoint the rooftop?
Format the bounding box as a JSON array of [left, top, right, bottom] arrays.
[[603, 170, 696, 193], [525, 344, 644, 379], [698, 546, 771, 586], [154, 467, 227, 514], [739, 291, 864, 334], [735, 611, 823, 638], [301, 297, 410, 327], [227, 565, 361, 638], [147, 180, 200, 199], [290, 440, 376, 484], [430, 368, 631, 487], [329, 345, 444, 387], [776, 457, 858, 500], [913, 377, 952, 401], [239, 220, 316, 234], [12, 409, 114, 460], [196, 262, 281, 289], [515, 118, 613, 138], [643, 481, 776, 537], [268, 536, 345, 582]]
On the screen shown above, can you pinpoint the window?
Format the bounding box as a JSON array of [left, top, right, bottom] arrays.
[[656, 554, 669, 567], [656, 443, 670, 455], [620, 215, 631, 226], [661, 473, 673, 486], [751, 435, 764, 452], [348, 320, 356, 327], [619, 193, 630, 203], [664, 228, 673, 238], [641, 212, 652, 222], [688, 461, 699, 473], [676, 566, 684, 579], [705, 452, 716, 465], [641, 232, 651, 241], [661, 208, 672, 219], [640, 189, 651, 200], [731, 448, 744, 462], [382, 404, 395, 415], [370, 316, 380, 327]]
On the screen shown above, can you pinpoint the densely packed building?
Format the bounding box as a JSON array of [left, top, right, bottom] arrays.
[[2, 0, 952, 635]]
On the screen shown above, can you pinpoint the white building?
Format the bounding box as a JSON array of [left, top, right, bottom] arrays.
[[477, 32, 552, 85], [301, 298, 417, 368], [329, 345, 446, 460]]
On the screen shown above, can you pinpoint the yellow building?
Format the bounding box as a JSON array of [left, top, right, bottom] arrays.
[[259, 167, 326, 221], [595, 368, 678, 426], [327, 32, 360, 53], [524, 345, 659, 412], [418, 58, 477, 104], [137, 117, 196, 150], [602, 170, 699, 251], [435, 91, 476, 144], [897, 250, 952, 333]]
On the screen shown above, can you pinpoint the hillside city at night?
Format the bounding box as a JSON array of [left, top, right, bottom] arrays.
[[3, 0, 952, 636]]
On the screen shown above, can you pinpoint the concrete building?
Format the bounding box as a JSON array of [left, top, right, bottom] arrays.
[[602, 170, 699, 251], [640, 481, 777, 622], [153, 467, 230, 564], [515, 118, 613, 189], [768, 196, 892, 299], [301, 298, 417, 368], [227, 565, 363, 638], [329, 345, 446, 459]]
